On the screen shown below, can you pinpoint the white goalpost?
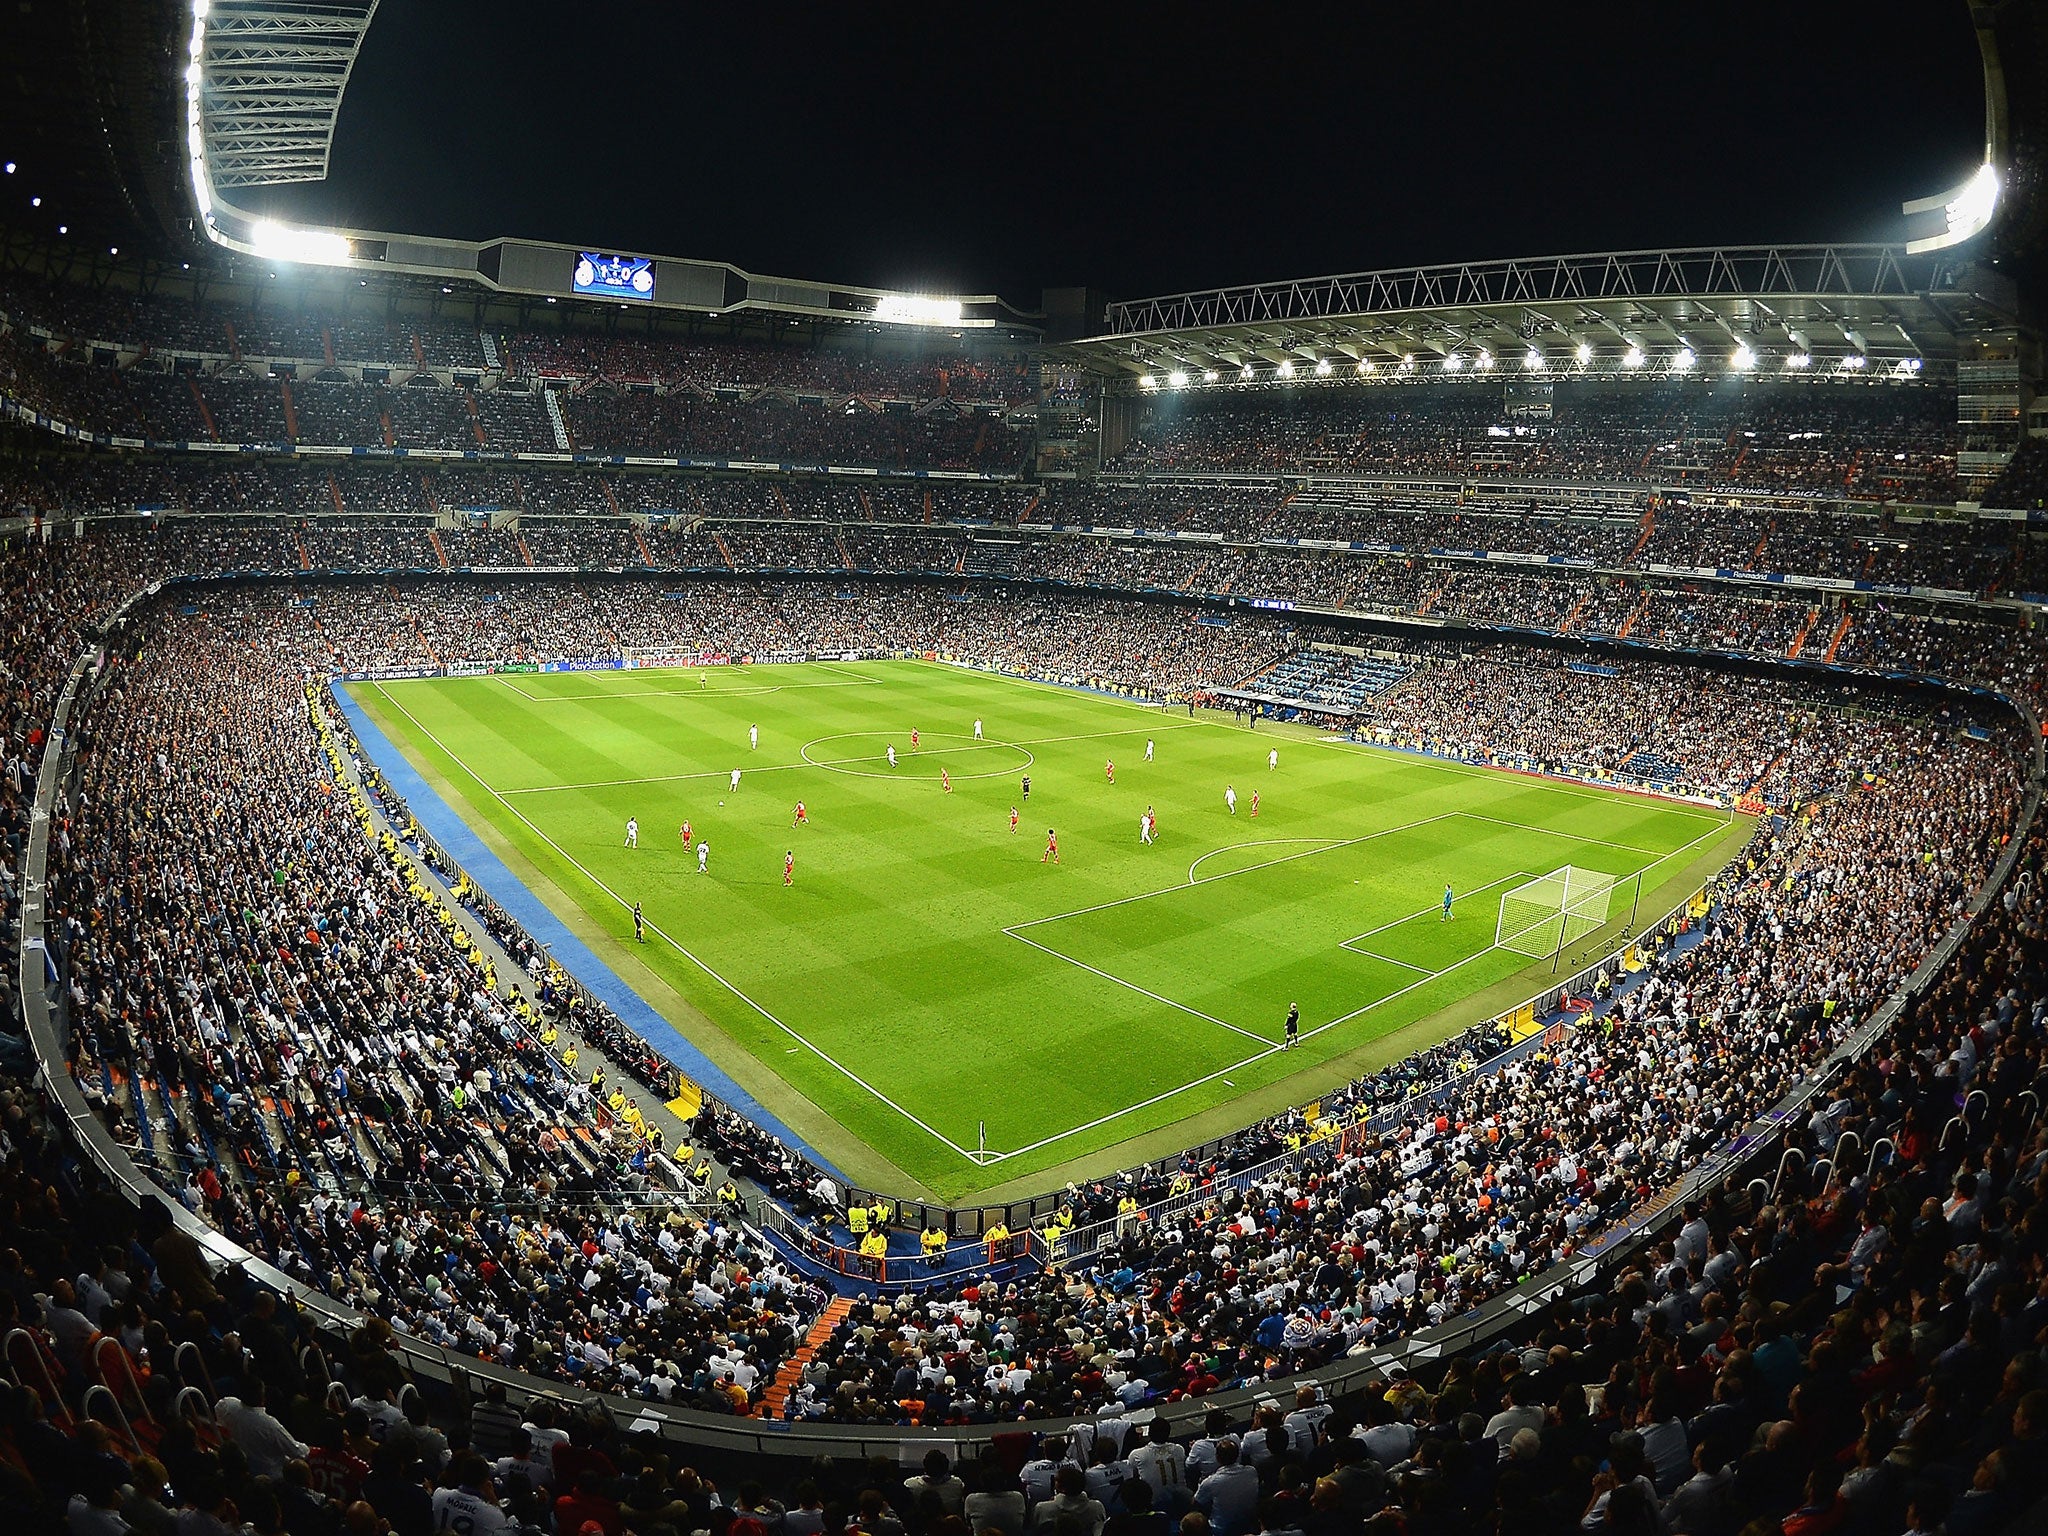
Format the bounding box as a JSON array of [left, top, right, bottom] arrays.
[[1495, 865, 1631, 960]]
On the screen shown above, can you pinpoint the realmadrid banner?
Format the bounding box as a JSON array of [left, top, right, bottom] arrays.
[[572, 252, 656, 302]]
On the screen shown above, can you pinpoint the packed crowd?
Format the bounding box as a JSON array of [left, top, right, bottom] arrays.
[[505, 330, 1034, 403], [51, 597, 837, 1410], [0, 419, 2037, 587], [1111, 383, 1966, 503], [0, 518, 2038, 1535]]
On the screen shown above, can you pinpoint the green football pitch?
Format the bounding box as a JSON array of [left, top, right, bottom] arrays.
[[351, 660, 1750, 1202]]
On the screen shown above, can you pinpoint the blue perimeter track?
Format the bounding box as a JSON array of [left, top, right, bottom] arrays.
[[334, 683, 840, 1179]]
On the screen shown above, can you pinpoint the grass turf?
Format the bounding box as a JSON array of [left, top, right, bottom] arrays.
[[353, 659, 1746, 1202]]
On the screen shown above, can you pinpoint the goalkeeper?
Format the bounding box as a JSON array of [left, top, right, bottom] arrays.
[[1441, 883, 1454, 922]]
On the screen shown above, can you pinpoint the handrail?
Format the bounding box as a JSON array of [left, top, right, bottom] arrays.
[[173, 1386, 215, 1430], [92, 1335, 153, 1425], [172, 1340, 215, 1405], [1, 1328, 67, 1423], [81, 1383, 140, 1456]]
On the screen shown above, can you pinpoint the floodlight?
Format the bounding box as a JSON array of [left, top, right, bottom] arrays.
[[1731, 344, 1756, 371], [1443, 354, 1462, 372], [1357, 359, 1373, 374], [246, 220, 350, 266], [1897, 357, 1923, 375], [29, 197, 38, 208], [1785, 353, 1811, 370], [1277, 361, 1295, 377], [1314, 358, 1332, 375], [1239, 366, 1255, 381], [1167, 370, 1189, 388], [1523, 349, 1543, 370], [3, 163, 13, 175], [192, 0, 209, 15], [1474, 349, 1494, 371], [1202, 369, 1219, 383], [1672, 347, 1695, 371], [1842, 354, 1867, 370], [874, 295, 963, 325], [184, 62, 201, 85], [1139, 375, 1156, 388], [1623, 346, 1644, 369], [1575, 342, 1592, 364], [57, 225, 65, 234]]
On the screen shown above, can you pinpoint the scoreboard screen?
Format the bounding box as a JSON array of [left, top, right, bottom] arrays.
[[572, 252, 656, 302]]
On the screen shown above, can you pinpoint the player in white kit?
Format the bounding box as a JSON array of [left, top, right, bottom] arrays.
[[729, 768, 741, 793], [749, 724, 759, 750], [1145, 738, 1154, 762], [973, 718, 984, 740], [887, 744, 897, 768], [1269, 747, 1278, 771], [1225, 785, 1237, 815], [698, 841, 710, 873], [624, 817, 638, 847], [1140, 807, 1156, 845]]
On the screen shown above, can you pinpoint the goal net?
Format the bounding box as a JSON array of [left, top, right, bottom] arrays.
[[1495, 866, 1622, 958]]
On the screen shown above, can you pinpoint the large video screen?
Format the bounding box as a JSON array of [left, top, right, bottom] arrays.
[[573, 252, 656, 302]]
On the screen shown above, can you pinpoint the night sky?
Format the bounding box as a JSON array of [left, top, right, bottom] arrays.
[[251, 0, 1989, 308]]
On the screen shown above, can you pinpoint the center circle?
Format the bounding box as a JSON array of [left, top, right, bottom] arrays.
[[798, 732, 1036, 781]]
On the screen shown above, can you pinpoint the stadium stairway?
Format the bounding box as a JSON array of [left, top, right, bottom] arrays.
[[1786, 607, 1821, 659], [631, 524, 654, 566], [514, 533, 534, 567], [709, 531, 737, 569], [758, 1297, 853, 1418], [324, 471, 344, 517], [1823, 611, 1854, 663], [1615, 592, 1652, 639], [1625, 507, 1655, 563], [428, 528, 450, 570], [1558, 593, 1590, 635], [279, 379, 299, 442], [186, 377, 219, 441]]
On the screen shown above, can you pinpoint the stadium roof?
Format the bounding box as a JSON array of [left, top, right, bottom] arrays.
[[191, 1, 379, 190], [1051, 244, 2017, 388]]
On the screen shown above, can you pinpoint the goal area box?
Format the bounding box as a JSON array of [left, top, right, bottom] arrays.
[[1495, 865, 1635, 959]]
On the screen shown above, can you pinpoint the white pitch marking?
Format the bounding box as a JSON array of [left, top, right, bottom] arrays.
[[369, 681, 988, 1166]]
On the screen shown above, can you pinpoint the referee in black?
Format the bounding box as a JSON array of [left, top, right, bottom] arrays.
[[1284, 1001, 1300, 1049], [632, 902, 646, 943]]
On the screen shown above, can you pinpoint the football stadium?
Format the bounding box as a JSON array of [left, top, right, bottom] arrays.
[[0, 0, 2045, 1526]]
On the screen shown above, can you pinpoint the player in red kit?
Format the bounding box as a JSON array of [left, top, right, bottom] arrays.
[[941, 768, 953, 793], [1041, 828, 1059, 864], [1009, 806, 1019, 834], [679, 819, 693, 849], [1105, 758, 1115, 785], [784, 850, 794, 886], [1250, 790, 1261, 818], [910, 728, 920, 752], [791, 801, 808, 828]]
